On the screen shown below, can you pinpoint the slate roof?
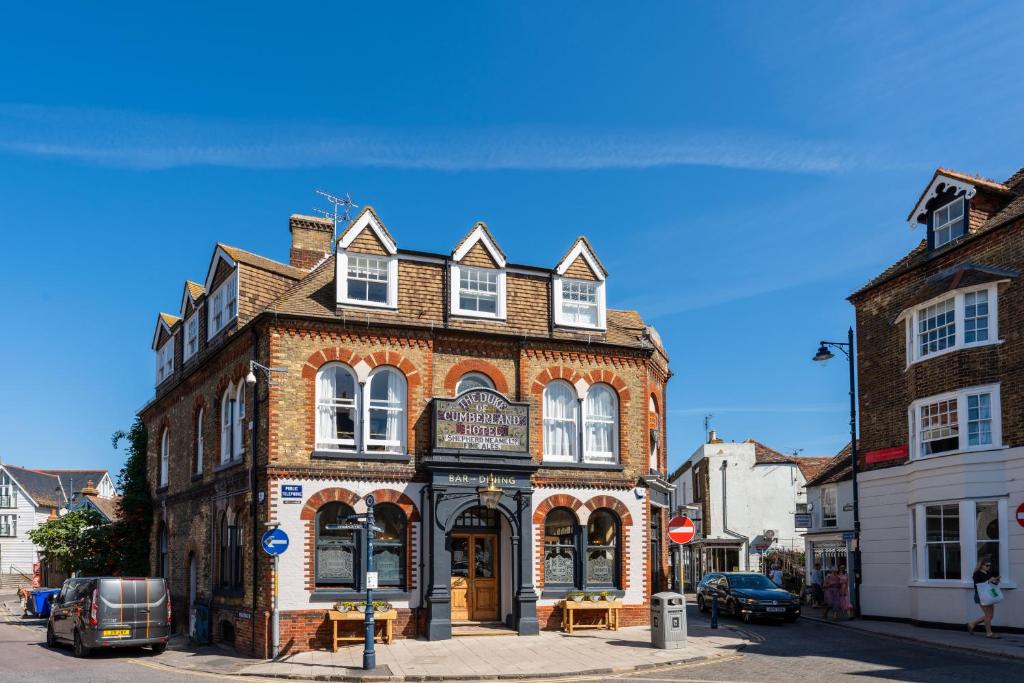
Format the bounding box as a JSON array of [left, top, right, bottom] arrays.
[[38, 470, 109, 499], [852, 166, 1024, 299], [3, 465, 64, 508], [804, 442, 855, 488]]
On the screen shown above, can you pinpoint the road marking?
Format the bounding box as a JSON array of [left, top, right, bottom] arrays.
[[130, 659, 255, 680]]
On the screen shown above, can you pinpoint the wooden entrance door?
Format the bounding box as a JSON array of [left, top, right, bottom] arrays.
[[450, 533, 499, 622]]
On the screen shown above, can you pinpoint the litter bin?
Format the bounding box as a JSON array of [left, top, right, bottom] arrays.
[[30, 588, 61, 619], [651, 591, 687, 649]]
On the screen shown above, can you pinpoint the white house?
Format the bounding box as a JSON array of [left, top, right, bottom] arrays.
[[668, 432, 829, 587], [802, 443, 855, 602]]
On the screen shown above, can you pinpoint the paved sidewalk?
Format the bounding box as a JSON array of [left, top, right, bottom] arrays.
[[235, 623, 747, 681], [803, 607, 1024, 661]]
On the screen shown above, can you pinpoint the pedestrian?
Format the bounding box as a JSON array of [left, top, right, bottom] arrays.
[[769, 564, 784, 587], [834, 564, 853, 619], [808, 563, 824, 607], [968, 556, 1001, 638], [822, 570, 838, 620]]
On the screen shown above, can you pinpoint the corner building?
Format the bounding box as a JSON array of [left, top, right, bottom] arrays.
[[140, 208, 672, 655]]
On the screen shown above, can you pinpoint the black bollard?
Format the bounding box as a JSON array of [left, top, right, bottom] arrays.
[[710, 593, 719, 629]]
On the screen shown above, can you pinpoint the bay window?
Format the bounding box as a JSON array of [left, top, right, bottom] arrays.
[[910, 499, 1010, 585], [925, 503, 960, 580], [902, 284, 1001, 365], [909, 384, 1000, 459]]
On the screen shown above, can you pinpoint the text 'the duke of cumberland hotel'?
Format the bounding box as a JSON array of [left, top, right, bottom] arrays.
[[140, 207, 673, 655]]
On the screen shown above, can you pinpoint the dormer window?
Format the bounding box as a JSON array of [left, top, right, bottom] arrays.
[[553, 237, 608, 331], [933, 197, 965, 248], [561, 279, 599, 326], [156, 335, 174, 384], [184, 315, 199, 361], [450, 222, 507, 320], [347, 255, 390, 304], [208, 272, 237, 339]]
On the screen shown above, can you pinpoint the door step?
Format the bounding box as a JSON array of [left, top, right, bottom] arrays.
[[451, 622, 517, 637]]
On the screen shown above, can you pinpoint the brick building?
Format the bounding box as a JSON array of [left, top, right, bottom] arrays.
[[139, 208, 672, 655], [850, 166, 1024, 629]]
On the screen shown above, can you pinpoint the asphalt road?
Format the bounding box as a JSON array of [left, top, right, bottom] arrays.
[[0, 607, 1019, 682]]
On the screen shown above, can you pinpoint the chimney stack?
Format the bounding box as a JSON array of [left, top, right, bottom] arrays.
[[82, 480, 99, 496], [289, 214, 334, 270], [708, 429, 722, 444]]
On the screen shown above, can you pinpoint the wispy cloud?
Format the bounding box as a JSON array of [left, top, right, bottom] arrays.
[[670, 403, 846, 416], [0, 104, 889, 173]]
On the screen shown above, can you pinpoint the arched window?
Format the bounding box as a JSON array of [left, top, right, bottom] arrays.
[[649, 396, 660, 473], [159, 429, 170, 487], [316, 502, 356, 587], [220, 385, 234, 464], [316, 364, 359, 451], [233, 383, 246, 457], [195, 408, 204, 475], [586, 509, 619, 588], [366, 368, 406, 453], [456, 372, 495, 395], [584, 384, 618, 463], [544, 508, 577, 587], [373, 504, 407, 588], [158, 524, 168, 579], [543, 381, 578, 461]]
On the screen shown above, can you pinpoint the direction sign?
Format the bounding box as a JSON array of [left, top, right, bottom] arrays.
[[1017, 502, 1024, 528], [261, 528, 290, 556], [667, 516, 696, 544]]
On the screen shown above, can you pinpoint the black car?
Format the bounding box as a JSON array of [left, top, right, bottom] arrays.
[[695, 572, 801, 623]]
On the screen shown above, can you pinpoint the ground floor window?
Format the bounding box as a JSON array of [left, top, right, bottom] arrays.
[[314, 500, 410, 591], [219, 512, 243, 591], [541, 507, 621, 591], [706, 546, 740, 573], [910, 498, 1008, 582]]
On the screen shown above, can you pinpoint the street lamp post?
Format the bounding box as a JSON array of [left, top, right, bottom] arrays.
[[812, 326, 861, 617]]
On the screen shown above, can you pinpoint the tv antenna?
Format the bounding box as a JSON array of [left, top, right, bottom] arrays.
[[703, 414, 713, 442], [313, 190, 358, 241]]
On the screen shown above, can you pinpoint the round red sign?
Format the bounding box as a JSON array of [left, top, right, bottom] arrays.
[[668, 516, 696, 544], [1016, 502, 1024, 528]]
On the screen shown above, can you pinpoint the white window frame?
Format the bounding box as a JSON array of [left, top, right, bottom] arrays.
[[159, 428, 169, 488], [902, 284, 1001, 366], [932, 196, 966, 248], [155, 335, 175, 385], [450, 264, 506, 320], [363, 367, 407, 454], [0, 472, 15, 509], [233, 383, 246, 458], [315, 363, 360, 452], [554, 276, 606, 330], [195, 408, 204, 475], [907, 384, 1001, 461], [910, 498, 1013, 588], [207, 271, 238, 339], [336, 251, 399, 310], [220, 385, 236, 465], [583, 384, 618, 463], [455, 372, 495, 395], [184, 313, 199, 361], [821, 485, 837, 528], [0, 514, 15, 537], [543, 380, 580, 463]]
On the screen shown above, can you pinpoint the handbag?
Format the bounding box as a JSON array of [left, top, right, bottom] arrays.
[[976, 582, 1004, 606]]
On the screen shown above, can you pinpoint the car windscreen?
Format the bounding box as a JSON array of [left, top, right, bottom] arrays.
[[727, 574, 777, 590]]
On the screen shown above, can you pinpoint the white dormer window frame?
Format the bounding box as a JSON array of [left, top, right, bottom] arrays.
[[335, 210, 400, 310], [207, 271, 238, 340], [451, 264, 506, 319], [900, 282, 1002, 366], [554, 277, 606, 330], [184, 312, 200, 361], [932, 196, 966, 248], [155, 334, 175, 385], [337, 252, 399, 309]]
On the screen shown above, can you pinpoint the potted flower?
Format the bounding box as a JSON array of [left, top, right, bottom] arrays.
[[599, 591, 611, 601], [587, 592, 601, 603], [335, 601, 351, 613], [567, 591, 585, 604], [374, 600, 392, 613]]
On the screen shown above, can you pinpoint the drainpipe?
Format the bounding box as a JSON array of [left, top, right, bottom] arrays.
[[250, 327, 260, 655], [719, 461, 749, 569]]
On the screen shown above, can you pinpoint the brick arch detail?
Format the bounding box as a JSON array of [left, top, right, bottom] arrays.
[[529, 366, 586, 398], [583, 370, 631, 403], [584, 495, 634, 527], [532, 493, 586, 524], [443, 359, 510, 396], [366, 489, 421, 523], [300, 487, 361, 521], [299, 348, 423, 452]]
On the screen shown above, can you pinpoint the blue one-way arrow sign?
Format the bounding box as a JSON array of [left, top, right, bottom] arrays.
[[261, 528, 290, 556]]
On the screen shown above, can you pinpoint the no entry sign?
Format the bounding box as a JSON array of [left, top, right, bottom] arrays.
[[1017, 502, 1024, 528], [668, 516, 696, 544]]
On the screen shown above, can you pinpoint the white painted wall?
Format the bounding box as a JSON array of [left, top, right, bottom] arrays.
[[858, 446, 1024, 628], [0, 467, 51, 576]]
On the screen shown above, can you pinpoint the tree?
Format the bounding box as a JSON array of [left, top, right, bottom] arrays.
[[111, 417, 152, 576], [28, 508, 116, 576]]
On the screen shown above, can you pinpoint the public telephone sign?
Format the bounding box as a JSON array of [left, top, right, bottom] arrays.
[[667, 516, 696, 544]]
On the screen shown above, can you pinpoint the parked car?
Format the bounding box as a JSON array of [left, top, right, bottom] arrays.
[[46, 577, 170, 657], [695, 571, 801, 623]]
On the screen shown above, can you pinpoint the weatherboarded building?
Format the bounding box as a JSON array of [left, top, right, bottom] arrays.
[[139, 207, 672, 655]]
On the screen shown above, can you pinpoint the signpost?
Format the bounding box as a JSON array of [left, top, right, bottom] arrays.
[[667, 516, 696, 545], [261, 527, 290, 660]]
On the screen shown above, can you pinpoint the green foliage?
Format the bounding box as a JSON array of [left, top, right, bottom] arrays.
[[28, 508, 116, 576], [111, 417, 152, 576]]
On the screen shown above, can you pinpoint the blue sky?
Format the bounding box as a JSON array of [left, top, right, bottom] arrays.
[[2, 2, 1024, 478]]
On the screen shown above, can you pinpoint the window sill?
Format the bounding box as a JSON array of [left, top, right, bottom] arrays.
[[910, 444, 1007, 463], [909, 580, 1018, 590], [538, 462, 624, 472], [312, 451, 411, 464], [311, 589, 411, 602], [542, 588, 624, 600], [906, 339, 1004, 369], [214, 459, 246, 473], [554, 322, 607, 333], [336, 299, 398, 311], [451, 311, 506, 323]]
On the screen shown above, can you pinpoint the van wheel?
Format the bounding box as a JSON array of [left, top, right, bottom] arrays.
[[46, 625, 57, 648], [73, 631, 91, 658], [697, 597, 706, 613], [151, 643, 167, 654]]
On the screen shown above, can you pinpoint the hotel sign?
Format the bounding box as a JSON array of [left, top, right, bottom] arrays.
[[433, 389, 531, 455]]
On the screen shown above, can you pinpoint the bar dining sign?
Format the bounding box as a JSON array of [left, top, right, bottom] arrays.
[[432, 390, 530, 454]]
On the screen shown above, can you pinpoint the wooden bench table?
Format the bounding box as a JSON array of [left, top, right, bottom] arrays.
[[327, 609, 397, 652], [561, 599, 622, 633]]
